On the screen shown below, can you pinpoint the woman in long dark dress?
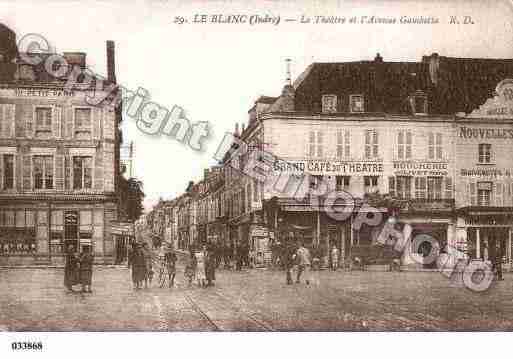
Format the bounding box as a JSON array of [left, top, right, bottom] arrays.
[[79, 245, 94, 293], [64, 244, 79, 292], [205, 245, 216, 287], [130, 244, 146, 289]]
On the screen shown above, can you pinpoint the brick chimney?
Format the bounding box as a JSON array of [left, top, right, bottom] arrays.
[[106, 40, 116, 83]]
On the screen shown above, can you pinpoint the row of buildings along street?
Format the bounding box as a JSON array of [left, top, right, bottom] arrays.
[[143, 53, 513, 271]]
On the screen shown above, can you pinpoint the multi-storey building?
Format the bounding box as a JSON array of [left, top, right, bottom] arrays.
[[0, 25, 121, 265], [226, 53, 513, 269]]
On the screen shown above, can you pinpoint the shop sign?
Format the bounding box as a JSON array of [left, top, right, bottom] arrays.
[[460, 168, 513, 178], [467, 79, 513, 118], [393, 161, 448, 176], [273, 159, 383, 175], [110, 221, 135, 236], [251, 226, 268, 237], [459, 126, 513, 140]]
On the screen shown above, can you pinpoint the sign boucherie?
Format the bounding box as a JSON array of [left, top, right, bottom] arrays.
[[273, 159, 383, 175], [393, 161, 449, 176], [110, 222, 135, 236]]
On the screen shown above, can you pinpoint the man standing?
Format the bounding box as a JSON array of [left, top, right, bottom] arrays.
[[64, 244, 79, 292], [296, 241, 312, 285], [284, 239, 296, 285], [330, 244, 339, 271], [79, 245, 94, 293]]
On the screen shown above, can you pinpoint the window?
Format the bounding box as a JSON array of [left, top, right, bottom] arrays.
[[310, 175, 323, 190], [74, 108, 92, 136], [73, 156, 93, 189], [33, 155, 54, 189], [398, 130, 412, 159], [427, 177, 443, 200], [415, 177, 427, 199], [364, 176, 379, 194], [2, 154, 14, 189], [364, 130, 378, 159], [478, 144, 492, 164], [410, 93, 428, 114], [428, 133, 443, 160], [477, 182, 492, 206], [349, 94, 364, 113], [396, 176, 412, 199], [308, 130, 323, 158], [337, 130, 350, 158], [35, 107, 52, 134], [335, 175, 350, 191], [321, 95, 337, 113]]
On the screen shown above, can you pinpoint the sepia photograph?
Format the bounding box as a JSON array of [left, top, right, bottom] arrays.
[[1, 0, 513, 357]]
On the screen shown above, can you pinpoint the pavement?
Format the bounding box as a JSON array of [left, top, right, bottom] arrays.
[[1, 265, 513, 331]]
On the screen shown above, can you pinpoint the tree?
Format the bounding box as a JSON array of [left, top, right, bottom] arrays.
[[118, 176, 145, 222]]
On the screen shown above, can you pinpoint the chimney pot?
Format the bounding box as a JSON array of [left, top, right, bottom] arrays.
[[106, 40, 116, 83]]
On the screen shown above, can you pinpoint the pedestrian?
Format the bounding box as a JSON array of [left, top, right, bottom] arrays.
[[284, 240, 296, 285], [130, 243, 146, 289], [223, 243, 231, 269], [495, 246, 504, 281], [164, 245, 177, 288], [205, 244, 216, 287], [64, 244, 79, 292], [184, 248, 197, 287], [195, 245, 207, 287], [142, 242, 153, 288], [330, 244, 339, 271], [79, 245, 94, 293], [296, 241, 312, 285]]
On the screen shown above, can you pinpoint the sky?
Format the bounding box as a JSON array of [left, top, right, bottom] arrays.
[[3, 0, 513, 210]]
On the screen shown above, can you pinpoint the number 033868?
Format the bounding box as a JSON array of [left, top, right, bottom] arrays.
[[11, 342, 43, 350]]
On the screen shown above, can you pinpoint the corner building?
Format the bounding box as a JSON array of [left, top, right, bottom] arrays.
[[232, 53, 513, 269], [0, 25, 121, 265]]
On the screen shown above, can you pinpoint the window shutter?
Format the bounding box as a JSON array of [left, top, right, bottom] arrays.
[[495, 183, 503, 207], [444, 177, 452, 199], [92, 108, 101, 140], [64, 155, 72, 190], [4, 104, 15, 138], [503, 181, 508, 207], [0, 154, 3, 190], [344, 130, 350, 158], [406, 131, 412, 159], [65, 107, 74, 139], [26, 106, 34, 139], [52, 106, 62, 139], [0, 104, 3, 137], [55, 155, 64, 190], [470, 182, 476, 206], [22, 155, 32, 190], [317, 131, 323, 158], [94, 150, 103, 191], [397, 131, 404, 159], [388, 176, 395, 196], [428, 132, 434, 159]]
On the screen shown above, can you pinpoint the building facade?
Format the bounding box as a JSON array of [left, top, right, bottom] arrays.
[[0, 25, 121, 265]]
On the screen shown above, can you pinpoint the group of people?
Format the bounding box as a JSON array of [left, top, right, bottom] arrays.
[[128, 242, 154, 289], [185, 244, 217, 287], [64, 244, 94, 293]]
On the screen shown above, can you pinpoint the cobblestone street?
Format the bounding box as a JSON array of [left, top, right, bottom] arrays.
[[1, 266, 513, 331]]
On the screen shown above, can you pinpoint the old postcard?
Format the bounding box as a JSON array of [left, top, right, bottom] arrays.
[[1, 0, 513, 356]]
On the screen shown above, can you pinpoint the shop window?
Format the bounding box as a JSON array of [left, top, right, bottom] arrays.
[[50, 210, 64, 254], [73, 156, 93, 189], [477, 182, 492, 206], [364, 176, 379, 194], [74, 108, 92, 138], [308, 130, 323, 158], [321, 94, 337, 113], [2, 154, 14, 189], [428, 132, 443, 160], [415, 177, 427, 199], [478, 143, 492, 164], [310, 175, 324, 190], [33, 155, 54, 189], [398, 130, 412, 159], [349, 94, 365, 113], [396, 176, 412, 199], [427, 177, 443, 200], [35, 107, 52, 135], [336, 130, 350, 158], [364, 129, 378, 159], [0, 209, 36, 254], [336, 175, 350, 191]]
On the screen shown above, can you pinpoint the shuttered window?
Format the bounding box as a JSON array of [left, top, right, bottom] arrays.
[[0, 104, 15, 138], [308, 130, 323, 158], [365, 129, 378, 159], [415, 177, 427, 199], [336, 130, 350, 158], [33, 155, 54, 189], [398, 130, 412, 159], [428, 132, 443, 160], [72, 156, 93, 189]]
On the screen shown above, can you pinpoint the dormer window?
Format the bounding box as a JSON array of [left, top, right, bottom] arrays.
[[349, 94, 365, 113], [321, 94, 337, 113], [409, 91, 428, 115]]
